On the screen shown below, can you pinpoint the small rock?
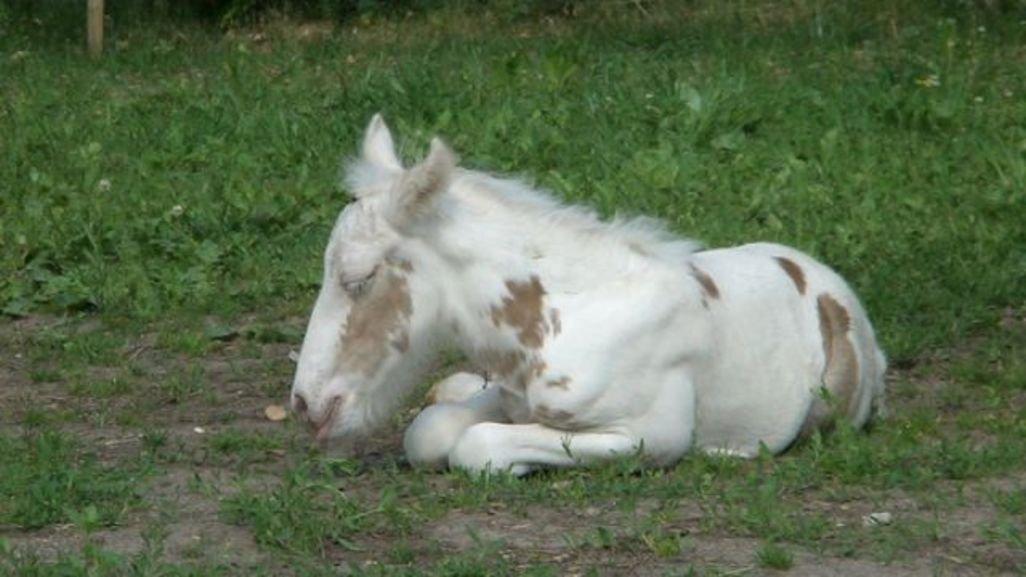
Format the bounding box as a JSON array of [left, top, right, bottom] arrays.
[[862, 512, 893, 527], [193, 427, 205, 434], [264, 404, 287, 422], [288, 349, 300, 363]]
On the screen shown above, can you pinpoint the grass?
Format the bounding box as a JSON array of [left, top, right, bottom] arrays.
[[756, 542, 794, 570], [0, 431, 148, 530], [0, 0, 1025, 575], [2, 0, 1024, 361], [220, 464, 370, 556]]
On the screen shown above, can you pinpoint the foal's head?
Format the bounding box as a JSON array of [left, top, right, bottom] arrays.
[[291, 115, 456, 445]]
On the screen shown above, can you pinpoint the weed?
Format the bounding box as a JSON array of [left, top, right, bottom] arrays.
[[757, 542, 795, 570], [207, 428, 284, 465], [221, 464, 371, 555], [159, 366, 206, 404], [68, 376, 133, 398]]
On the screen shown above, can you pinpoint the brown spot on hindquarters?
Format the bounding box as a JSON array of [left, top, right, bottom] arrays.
[[340, 265, 413, 376], [799, 293, 861, 438], [546, 376, 571, 390], [689, 263, 720, 302], [775, 256, 807, 295], [549, 308, 562, 337], [490, 276, 549, 348]]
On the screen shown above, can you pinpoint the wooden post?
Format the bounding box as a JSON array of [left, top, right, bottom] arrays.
[[87, 0, 104, 57]]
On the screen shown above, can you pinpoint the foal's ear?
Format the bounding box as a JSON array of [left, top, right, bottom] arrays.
[[362, 113, 402, 171], [390, 137, 457, 229]]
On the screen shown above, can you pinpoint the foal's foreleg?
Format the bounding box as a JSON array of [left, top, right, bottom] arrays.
[[448, 423, 639, 476], [403, 385, 505, 470]]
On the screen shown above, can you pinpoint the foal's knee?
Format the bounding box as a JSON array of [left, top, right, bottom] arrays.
[[403, 404, 480, 470]]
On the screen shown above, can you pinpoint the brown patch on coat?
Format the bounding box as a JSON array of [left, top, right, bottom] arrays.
[[548, 308, 562, 337], [545, 376, 571, 390], [340, 266, 413, 376], [689, 263, 720, 303], [476, 349, 548, 392], [490, 276, 549, 348], [529, 359, 547, 380], [533, 404, 575, 426], [799, 293, 861, 438], [391, 331, 410, 353], [517, 358, 548, 391], [775, 256, 807, 295], [477, 349, 526, 382]]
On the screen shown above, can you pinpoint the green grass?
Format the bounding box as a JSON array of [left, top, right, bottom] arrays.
[[220, 460, 399, 556], [0, 430, 148, 530], [206, 427, 285, 464], [2, 0, 1024, 361], [756, 542, 795, 570], [1, 0, 1025, 575]]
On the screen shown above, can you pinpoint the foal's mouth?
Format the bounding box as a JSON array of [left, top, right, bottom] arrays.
[[313, 395, 344, 442]]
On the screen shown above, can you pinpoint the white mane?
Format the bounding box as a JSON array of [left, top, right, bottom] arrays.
[[435, 167, 703, 266]]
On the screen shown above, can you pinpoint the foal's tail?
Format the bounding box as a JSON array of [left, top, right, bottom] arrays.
[[871, 347, 888, 420]]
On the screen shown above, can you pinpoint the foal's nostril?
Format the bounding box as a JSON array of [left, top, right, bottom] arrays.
[[292, 393, 309, 415], [314, 394, 344, 441]]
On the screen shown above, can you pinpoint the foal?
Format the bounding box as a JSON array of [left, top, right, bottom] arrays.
[[290, 116, 887, 475]]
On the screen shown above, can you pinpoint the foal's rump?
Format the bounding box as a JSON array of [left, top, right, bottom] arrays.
[[685, 243, 886, 455]]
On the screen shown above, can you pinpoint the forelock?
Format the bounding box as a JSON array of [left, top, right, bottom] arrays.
[[325, 198, 402, 283]]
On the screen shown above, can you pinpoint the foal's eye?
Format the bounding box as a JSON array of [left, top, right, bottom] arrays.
[[342, 279, 368, 296], [342, 269, 376, 297]]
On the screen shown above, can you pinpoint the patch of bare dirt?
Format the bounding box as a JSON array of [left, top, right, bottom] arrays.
[[0, 315, 303, 568], [1, 465, 272, 567], [414, 506, 1011, 576], [2, 312, 1024, 575]]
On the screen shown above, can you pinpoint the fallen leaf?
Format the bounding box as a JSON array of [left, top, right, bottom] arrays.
[[265, 404, 287, 421], [862, 511, 893, 527]]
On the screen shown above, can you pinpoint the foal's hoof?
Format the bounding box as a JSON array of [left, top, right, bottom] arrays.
[[403, 403, 475, 470]]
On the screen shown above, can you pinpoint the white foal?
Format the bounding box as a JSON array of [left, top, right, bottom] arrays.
[[290, 115, 887, 475]]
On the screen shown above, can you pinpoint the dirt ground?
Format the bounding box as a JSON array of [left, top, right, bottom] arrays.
[[0, 314, 1023, 576]]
